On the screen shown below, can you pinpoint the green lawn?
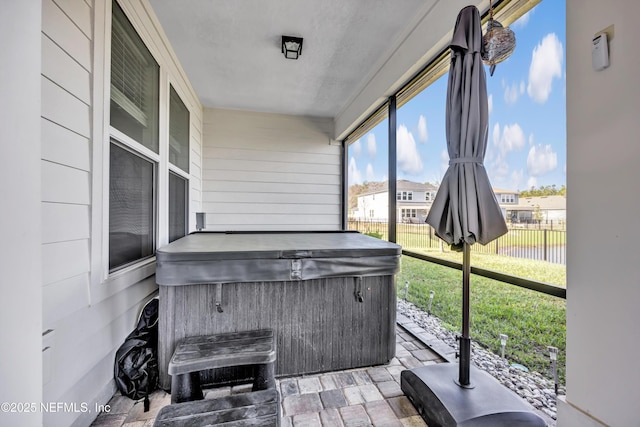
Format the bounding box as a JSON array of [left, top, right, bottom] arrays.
[[398, 251, 566, 384]]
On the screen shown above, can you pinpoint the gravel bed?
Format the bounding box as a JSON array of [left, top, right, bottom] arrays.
[[398, 299, 565, 423]]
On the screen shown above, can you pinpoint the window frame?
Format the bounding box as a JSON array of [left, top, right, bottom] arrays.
[[401, 208, 417, 218], [108, 139, 157, 272], [109, 0, 160, 154], [501, 194, 516, 204], [169, 84, 190, 173], [107, 1, 161, 274], [397, 191, 413, 201], [168, 169, 189, 243], [100, 0, 194, 281]]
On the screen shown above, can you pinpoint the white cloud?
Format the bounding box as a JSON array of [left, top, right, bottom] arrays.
[[504, 83, 518, 105], [492, 123, 501, 147], [348, 157, 362, 185], [493, 123, 526, 157], [527, 33, 563, 103], [397, 124, 424, 175], [510, 169, 525, 191], [527, 144, 558, 176], [418, 115, 429, 143], [504, 80, 525, 105], [351, 139, 362, 156], [488, 123, 526, 186], [527, 176, 538, 189], [366, 163, 375, 181], [488, 94, 493, 115], [529, 133, 535, 146], [490, 156, 510, 183], [512, 10, 532, 29], [367, 133, 377, 157]]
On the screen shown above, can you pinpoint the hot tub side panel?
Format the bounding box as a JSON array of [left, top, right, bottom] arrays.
[[158, 275, 396, 390]]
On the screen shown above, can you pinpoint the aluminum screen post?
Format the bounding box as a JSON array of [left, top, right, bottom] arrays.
[[388, 95, 397, 243]]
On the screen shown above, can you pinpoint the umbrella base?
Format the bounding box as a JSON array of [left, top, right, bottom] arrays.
[[401, 364, 547, 427]]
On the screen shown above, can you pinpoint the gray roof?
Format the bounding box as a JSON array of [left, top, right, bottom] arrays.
[[508, 195, 566, 211], [397, 180, 438, 192]]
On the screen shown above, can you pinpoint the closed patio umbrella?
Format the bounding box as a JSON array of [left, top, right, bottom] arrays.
[[401, 8, 545, 425], [425, 4, 507, 387]]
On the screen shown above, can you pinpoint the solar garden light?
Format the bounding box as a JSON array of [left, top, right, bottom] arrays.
[[428, 290, 435, 316], [548, 346, 559, 394], [499, 334, 508, 359], [404, 281, 410, 300]]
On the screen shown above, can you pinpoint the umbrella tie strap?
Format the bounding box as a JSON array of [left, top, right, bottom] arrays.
[[449, 157, 483, 165]]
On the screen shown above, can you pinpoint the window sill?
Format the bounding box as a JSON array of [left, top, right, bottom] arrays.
[[105, 257, 156, 289]]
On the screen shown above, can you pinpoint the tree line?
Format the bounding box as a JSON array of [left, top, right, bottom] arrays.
[[519, 184, 566, 198]]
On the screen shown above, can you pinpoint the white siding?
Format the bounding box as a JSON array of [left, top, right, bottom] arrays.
[[356, 192, 390, 220], [39, 0, 203, 425], [42, 0, 92, 70], [41, 160, 91, 205], [41, 1, 94, 419], [202, 108, 340, 231], [42, 273, 89, 326], [42, 118, 91, 171]]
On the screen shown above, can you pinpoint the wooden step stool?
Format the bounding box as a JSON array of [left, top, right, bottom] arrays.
[[153, 388, 280, 426], [168, 329, 276, 404]]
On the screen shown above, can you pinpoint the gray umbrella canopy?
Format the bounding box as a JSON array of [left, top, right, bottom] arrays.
[[426, 5, 507, 251], [425, 5, 508, 387]]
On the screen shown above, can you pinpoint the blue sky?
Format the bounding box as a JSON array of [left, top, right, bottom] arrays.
[[348, 0, 566, 192]]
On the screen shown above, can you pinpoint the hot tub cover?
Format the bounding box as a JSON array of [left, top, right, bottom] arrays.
[[156, 231, 402, 285]]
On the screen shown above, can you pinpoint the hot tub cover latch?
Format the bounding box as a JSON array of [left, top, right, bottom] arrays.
[[215, 283, 224, 313], [291, 259, 302, 280], [354, 277, 364, 303]]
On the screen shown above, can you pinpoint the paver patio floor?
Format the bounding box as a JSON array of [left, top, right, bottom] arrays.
[[90, 324, 446, 427]]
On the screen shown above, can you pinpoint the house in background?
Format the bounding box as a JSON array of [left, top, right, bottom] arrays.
[[1, 1, 639, 426], [493, 187, 518, 217], [493, 187, 519, 205], [507, 195, 567, 224], [351, 180, 438, 222], [354, 181, 519, 224]]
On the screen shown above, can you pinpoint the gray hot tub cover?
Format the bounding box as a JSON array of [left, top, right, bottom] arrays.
[[155, 232, 402, 285]]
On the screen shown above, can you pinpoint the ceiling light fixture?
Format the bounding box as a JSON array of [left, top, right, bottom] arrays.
[[282, 36, 303, 60]]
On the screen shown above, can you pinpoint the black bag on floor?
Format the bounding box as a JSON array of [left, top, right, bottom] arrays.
[[114, 297, 159, 411]]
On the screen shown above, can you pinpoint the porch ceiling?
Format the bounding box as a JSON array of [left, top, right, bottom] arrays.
[[149, 0, 464, 118]]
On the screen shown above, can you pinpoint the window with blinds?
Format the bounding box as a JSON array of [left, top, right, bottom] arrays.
[[169, 171, 188, 243], [169, 86, 190, 173], [109, 2, 159, 272], [109, 143, 155, 270], [110, 2, 159, 153]]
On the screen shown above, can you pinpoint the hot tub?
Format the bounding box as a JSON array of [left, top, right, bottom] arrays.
[[156, 231, 401, 390]]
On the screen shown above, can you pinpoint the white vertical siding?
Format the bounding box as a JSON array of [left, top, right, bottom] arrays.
[[39, 0, 203, 425], [202, 108, 340, 231]]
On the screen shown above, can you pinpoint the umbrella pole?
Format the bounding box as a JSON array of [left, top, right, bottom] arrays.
[[457, 242, 473, 387]]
